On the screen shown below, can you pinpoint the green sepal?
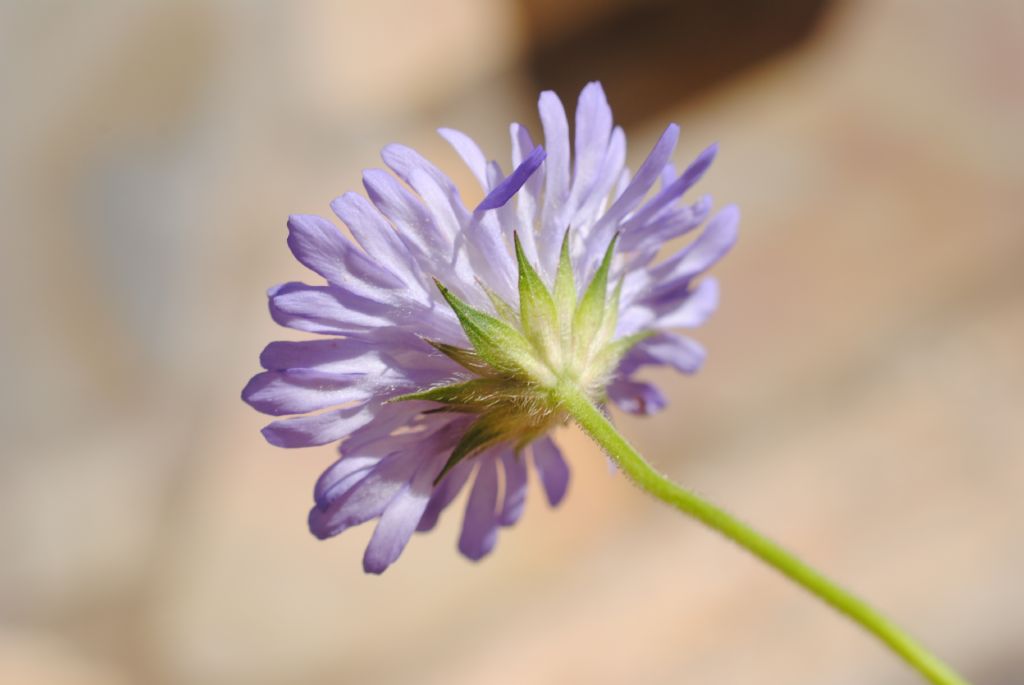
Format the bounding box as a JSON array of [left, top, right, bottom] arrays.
[[422, 338, 493, 376], [514, 232, 560, 366], [390, 378, 505, 411], [477, 279, 518, 324], [594, 276, 624, 349], [589, 329, 656, 379], [434, 415, 505, 484], [552, 229, 576, 356], [434, 279, 552, 383], [572, 234, 619, 365]]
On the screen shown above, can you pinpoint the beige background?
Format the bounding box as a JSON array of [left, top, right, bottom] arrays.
[[2, 1, 1022, 683]]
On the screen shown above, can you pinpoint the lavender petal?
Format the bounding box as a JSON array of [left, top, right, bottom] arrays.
[[458, 458, 500, 561], [532, 437, 569, 507]]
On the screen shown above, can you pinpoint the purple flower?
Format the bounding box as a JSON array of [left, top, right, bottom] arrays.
[[243, 82, 738, 573]]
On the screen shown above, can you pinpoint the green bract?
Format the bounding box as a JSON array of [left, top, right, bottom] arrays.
[[395, 231, 650, 482]]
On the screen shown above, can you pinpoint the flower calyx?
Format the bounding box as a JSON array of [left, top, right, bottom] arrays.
[[395, 231, 651, 481]]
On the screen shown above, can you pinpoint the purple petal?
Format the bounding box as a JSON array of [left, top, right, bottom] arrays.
[[342, 403, 458, 458], [574, 125, 626, 228], [532, 437, 569, 506], [416, 458, 474, 532], [458, 458, 500, 561], [242, 370, 373, 416], [314, 455, 378, 508], [259, 338, 380, 373], [651, 277, 721, 329], [620, 195, 713, 257], [362, 168, 446, 260], [591, 123, 680, 236], [660, 161, 677, 189], [330, 193, 423, 292], [619, 276, 720, 336], [647, 205, 739, 294], [498, 449, 528, 526], [286, 214, 404, 292], [621, 143, 718, 233], [268, 282, 393, 335], [406, 167, 475, 280], [381, 143, 460, 199], [362, 451, 444, 573], [509, 123, 542, 264], [308, 450, 421, 539], [537, 90, 571, 273], [475, 145, 546, 212], [438, 127, 489, 190], [569, 82, 613, 212], [617, 332, 706, 377], [607, 379, 668, 416], [539, 91, 570, 209], [261, 401, 378, 448]]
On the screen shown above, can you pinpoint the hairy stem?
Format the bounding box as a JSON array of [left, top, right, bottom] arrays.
[[558, 382, 970, 685]]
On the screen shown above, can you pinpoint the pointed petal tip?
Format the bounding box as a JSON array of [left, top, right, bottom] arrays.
[[260, 423, 278, 444], [473, 145, 546, 212]]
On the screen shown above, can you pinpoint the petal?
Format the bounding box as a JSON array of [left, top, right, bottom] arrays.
[[458, 457, 500, 561], [621, 143, 717, 234], [617, 277, 720, 336], [590, 123, 680, 237], [259, 338, 381, 373], [406, 167, 478, 289], [261, 401, 378, 448], [652, 277, 720, 329], [607, 379, 668, 416], [314, 455, 379, 509], [532, 437, 569, 506], [416, 458, 474, 532], [498, 449, 528, 526], [475, 145, 546, 211], [574, 125, 626, 230], [268, 282, 393, 335], [242, 370, 372, 416], [617, 332, 706, 376], [509, 122, 542, 265], [362, 168, 446, 260], [537, 90, 571, 273], [362, 450, 445, 573], [340, 401, 445, 457], [620, 194, 712, 257], [330, 192, 423, 294], [438, 127, 489, 190], [308, 449, 421, 539], [538, 91, 570, 209], [569, 82, 613, 213], [381, 143, 461, 201], [286, 214, 404, 293], [647, 205, 739, 295]]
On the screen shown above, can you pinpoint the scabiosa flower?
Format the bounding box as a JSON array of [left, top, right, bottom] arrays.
[[243, 81, 738, 573]]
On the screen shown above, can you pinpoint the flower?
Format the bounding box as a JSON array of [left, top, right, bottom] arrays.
[[242, 81, 738, 573]]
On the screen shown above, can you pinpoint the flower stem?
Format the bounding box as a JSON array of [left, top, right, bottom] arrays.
[[558, 383, 970, 685]]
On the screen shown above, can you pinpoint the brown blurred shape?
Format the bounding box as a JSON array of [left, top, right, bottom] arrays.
[[520, 0, 832, 125]]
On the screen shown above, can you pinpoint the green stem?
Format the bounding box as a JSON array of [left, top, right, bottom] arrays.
[[558, 383, 970, 685]]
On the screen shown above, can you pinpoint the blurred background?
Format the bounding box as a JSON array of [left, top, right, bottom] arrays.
[[2, 0, 1022, 683]]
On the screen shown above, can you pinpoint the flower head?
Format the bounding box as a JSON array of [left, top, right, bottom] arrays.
[[243, 82, 738, 573]]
